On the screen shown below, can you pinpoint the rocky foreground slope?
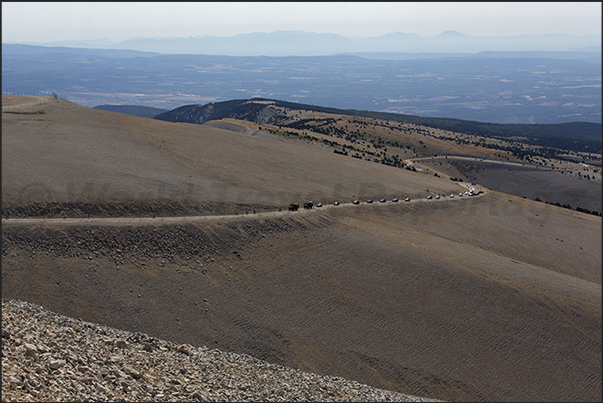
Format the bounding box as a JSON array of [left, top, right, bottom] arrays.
[[1, 299, 439, 402]]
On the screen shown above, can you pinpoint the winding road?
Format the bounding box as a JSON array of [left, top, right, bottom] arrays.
[[2, 183, 485, 227]]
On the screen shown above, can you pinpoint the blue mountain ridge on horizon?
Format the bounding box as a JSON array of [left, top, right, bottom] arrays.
[[7, 30, 600, 56]]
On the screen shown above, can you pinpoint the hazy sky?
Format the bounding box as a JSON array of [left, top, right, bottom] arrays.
[[2, 2, 601, 44]]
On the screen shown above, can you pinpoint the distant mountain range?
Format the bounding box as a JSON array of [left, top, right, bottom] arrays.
[[10, 30, 601, 56]]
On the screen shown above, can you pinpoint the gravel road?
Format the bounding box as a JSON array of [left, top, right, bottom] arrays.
[[2, 184, 484, 227]]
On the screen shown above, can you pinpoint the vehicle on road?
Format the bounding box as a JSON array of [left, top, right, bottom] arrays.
[[334, 201, 340, 205], [379, 198, 386, 203], [352, 200, 360, 204], [316, 202, 323, 207], [303, 201, 314, 209], [435, 195, 440, 199], [427, 195, 433, 199], [289, 203, 299, 211], [404, 197, 410, 202], [367, 199, 373, 204], [392, 198, 399, 202]]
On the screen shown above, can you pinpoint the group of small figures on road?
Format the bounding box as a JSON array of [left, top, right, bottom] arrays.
[[288, 196, 410, 211], [288, 188, 483, 211]]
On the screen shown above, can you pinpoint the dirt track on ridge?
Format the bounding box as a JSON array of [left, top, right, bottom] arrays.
[[2, 184, 482, 227]]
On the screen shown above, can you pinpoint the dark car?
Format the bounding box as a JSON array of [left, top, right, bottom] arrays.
[[352, 200, 360, 204], [404, 197, 410, 202], [392, 198, 399, 202], [316, 202, 323, 207], [427, 195, 433, 199], [379, 198, 386, 203], [367, 199, 373, 204], [334, 201, 340, 205], [288, 203, 299, 211]]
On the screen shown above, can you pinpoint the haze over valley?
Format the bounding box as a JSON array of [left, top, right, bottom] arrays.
[[2, 30, 601, 124]]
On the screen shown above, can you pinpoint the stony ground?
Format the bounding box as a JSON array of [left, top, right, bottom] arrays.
[[2, 299, 439, 402]]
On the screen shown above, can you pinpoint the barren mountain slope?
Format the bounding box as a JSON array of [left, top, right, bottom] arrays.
[[3, 192, 600, 402], [2, 96, 601, 402], [156, 98, 602, 214], [2, 97, 460, 216]]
